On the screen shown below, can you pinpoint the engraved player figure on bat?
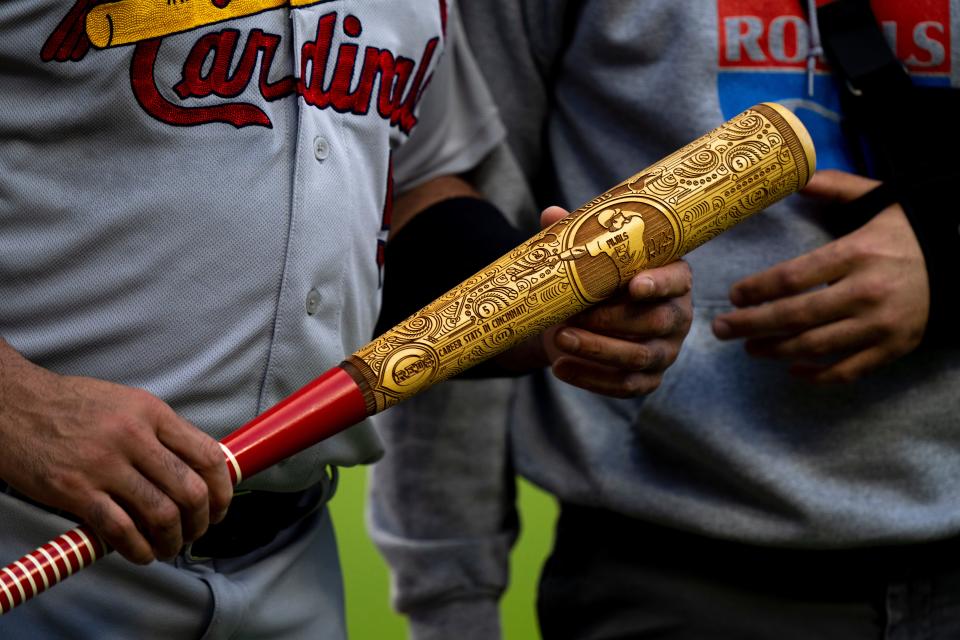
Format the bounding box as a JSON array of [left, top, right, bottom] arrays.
[[554, 207, 646, 268], [510, 207, 647, 283]]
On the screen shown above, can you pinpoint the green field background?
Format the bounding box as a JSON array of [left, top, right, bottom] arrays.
[[329, 466, 558, 639]]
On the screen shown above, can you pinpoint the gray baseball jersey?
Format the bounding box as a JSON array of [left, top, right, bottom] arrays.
[[0, 0, 502, 636], [0, 0, 502, 494]]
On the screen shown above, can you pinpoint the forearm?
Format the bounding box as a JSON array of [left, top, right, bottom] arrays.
[[391, 175, 482, 238], [377, 176, 534, 376]]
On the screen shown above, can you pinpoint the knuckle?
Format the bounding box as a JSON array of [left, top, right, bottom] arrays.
[[626, 347, 652, 370], [42, 467, 77, 494], [648, 305, 673, 333], [676, 263, 693, 292], [578, 336, 603, 359], [84, 499, 109, 529], [99, 514, 136, 545], [640, 304, 675, 337], [861, 278, 890, 304], [789, 300, 814, 326], [873, 315, 899, 340], [129, 387, 162, 414], [198, 437, 225, 470], [110, 415, 148, 441], [846, 282, 873, 305], [665, 301, 691, 331], [731, 282, 754, 302], [795, 334, 828, 357], [776, 267, 804, 292], [587, 304, 618, 332], [661, 345, 681, 368], [770, 304, 797, 330], [147, 501, 181, 532], [874, 308, 902, 332], [181, 475, 209, 512], [846, 239, 875, 262]]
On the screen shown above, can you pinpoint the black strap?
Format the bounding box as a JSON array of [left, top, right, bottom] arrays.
[[818, 182, 897, 238], [817, 0, 908, 99], [529, 0, 586, 209]]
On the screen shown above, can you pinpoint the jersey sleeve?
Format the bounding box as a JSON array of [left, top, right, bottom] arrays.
[[392, 0, 505, 193]]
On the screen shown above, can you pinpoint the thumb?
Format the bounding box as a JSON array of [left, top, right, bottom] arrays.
[[802, 169, 881, 203], [540, 205, 570, 230]]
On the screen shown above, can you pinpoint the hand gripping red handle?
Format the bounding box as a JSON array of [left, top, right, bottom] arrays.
[[0, 367, 368, 615]]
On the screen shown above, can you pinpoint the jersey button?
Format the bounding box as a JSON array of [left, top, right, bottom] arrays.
[[313, 136, 330, 161], [306, 288, 322, 316]]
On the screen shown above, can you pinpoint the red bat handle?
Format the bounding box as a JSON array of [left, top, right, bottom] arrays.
[[0, 366, 368, 615], [220, 367, 368, 483]]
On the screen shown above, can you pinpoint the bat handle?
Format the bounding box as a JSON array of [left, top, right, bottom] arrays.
[[0, 366, 366, 614], [0, 444, 246, 615], [0, 524, 108, 615]]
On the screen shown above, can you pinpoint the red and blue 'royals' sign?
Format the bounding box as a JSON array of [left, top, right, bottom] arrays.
[[717, 0, 954, 171]]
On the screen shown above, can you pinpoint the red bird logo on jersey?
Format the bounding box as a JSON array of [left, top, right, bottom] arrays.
[[41, 0, 447, 130]]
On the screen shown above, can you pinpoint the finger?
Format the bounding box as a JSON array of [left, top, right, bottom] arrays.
[[551, 357, 664, 398], [571, 298, 690, 340], [540, 205, 570, 229], [553, 329, 676, 373], [790, 346, 890, 384], [133, 443, 210, 545], [802, 169, 880, 203], [83, 493, 155, 565], [154, 408, 233, 523], [111, 469, 184, 559], [728, 241, 851, 307], [742, 317, 881, 361], [626, 260, 692, 300], [713, 284, 852, 340]]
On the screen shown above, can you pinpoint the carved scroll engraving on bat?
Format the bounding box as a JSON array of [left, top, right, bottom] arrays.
[[345, 103, 815, 413]]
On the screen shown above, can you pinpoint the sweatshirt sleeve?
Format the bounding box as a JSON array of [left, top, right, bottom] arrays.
[[367, 4, 568, 638], [367, 379, 519, 640]]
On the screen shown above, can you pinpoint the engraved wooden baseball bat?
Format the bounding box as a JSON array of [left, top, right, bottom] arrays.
[[0, 103, 814, 614]]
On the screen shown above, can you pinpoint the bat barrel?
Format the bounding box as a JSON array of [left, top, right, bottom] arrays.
[[347, 102, 816, 414]]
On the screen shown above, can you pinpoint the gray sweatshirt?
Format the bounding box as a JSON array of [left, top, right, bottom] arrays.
[[369, 2, 960, 638]]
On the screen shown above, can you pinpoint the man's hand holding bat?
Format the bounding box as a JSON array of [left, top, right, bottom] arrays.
[[0, 340, 233, 565], [524, 206, 692, 399]]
